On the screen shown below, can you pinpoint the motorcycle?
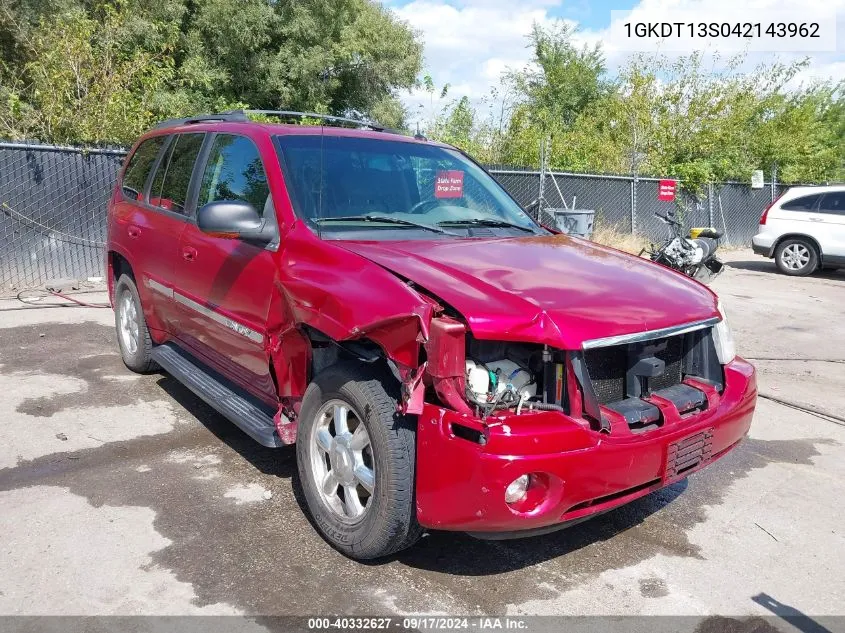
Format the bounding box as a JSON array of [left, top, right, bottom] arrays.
[[641, 212, 725, 284]]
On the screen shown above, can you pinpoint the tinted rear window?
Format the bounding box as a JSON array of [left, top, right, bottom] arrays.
[[122, 137, 165, 200], [781, 194, 821, 211], [819, 192, 845, 215], [149, 133, 205, 214]]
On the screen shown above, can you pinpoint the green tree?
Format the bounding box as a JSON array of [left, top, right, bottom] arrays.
[[511, 22, 607, 129], [1, 2, 173, 143], [499, 21, 608, 165], [0, 0, 422, 144]]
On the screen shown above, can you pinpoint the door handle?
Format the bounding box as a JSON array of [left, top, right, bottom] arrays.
[[127, 225, 141, 238], [182, 246, 198, 262]]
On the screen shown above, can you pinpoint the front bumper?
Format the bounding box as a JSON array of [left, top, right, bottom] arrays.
[[415, 358, 756, 533]]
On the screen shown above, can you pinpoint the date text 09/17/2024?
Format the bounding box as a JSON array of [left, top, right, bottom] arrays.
[[307, 617, 529, 630]]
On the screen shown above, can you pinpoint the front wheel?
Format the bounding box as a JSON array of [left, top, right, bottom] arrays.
[[296, 362, 422, 559], [775, 238, 818, 276]]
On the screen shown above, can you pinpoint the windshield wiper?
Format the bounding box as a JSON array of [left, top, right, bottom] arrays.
[[436, 218, 536, 233], [314, 215, 451, 234]]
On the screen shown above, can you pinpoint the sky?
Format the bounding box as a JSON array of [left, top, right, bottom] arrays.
[[382, 0, 845, 125]]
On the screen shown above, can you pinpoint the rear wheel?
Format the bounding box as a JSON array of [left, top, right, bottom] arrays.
[[296, 362, 421, 559], [114, 274, 157, 372], [775, 238, 818, 276]]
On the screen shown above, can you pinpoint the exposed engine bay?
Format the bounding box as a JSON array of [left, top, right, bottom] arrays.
[[459, 325, 726, 434], [463, 338, 566, 415]]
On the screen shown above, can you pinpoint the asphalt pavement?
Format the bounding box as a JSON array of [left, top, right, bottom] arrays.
[[0, 250, 842, 629]]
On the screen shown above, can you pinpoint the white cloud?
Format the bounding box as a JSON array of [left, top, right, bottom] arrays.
[[392, 0, 559, 122], [387, 0, 845, 124]]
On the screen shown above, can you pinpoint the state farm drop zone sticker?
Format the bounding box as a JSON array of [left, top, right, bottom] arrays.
[[435, 170, 464, 198]]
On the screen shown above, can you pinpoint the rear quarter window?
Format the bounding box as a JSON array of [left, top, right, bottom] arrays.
[[781, 194, 821, 211], [121, 137, 165, 200], [818, 191, 845, 215]]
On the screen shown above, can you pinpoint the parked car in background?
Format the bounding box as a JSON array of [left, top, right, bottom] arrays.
[[107, 110, 757, 560], [752, 185, 845, 276]]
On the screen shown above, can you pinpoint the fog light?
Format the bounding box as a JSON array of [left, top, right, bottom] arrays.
[[505, 474, 530, 504]]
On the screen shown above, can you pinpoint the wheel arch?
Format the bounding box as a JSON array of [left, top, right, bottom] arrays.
[[272, 324, 408, 412], [107, 250, 135, 305], [304, 325, 403, 390], [773, 233, 823, 261]]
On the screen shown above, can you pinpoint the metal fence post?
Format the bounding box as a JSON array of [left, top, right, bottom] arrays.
[[537, 137, 547, 218], [708, 182, 714, 227], [630, 177, 637, 234], [771, 164, 778, 202]]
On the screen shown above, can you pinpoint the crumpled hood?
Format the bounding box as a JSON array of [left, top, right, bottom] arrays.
[[338, 234, 720, 350]]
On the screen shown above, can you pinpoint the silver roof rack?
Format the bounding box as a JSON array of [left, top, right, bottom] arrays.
[[153, 111, 249, 129], [153, 109, 402, 135]]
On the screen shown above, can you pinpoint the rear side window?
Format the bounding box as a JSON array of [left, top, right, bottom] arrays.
[[818, 192, 845, 215], [198, 134, 269, 215], [781, 194, 821, 211], [149, 133, 205, 214], [121, 137, 165, 200]]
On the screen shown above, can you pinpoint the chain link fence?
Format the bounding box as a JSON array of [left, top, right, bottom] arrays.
[[1, 141, 785, 293], [0, 142, 125, 293], [489, 167, 785, 247]]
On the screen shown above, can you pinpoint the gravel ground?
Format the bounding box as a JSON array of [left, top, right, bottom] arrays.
[[0, 250, 842, 630]]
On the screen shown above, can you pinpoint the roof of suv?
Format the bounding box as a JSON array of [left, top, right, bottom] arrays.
[[783, 185, 845, 194], [776, 184, 845, 204], [149, 109, 446, 147]]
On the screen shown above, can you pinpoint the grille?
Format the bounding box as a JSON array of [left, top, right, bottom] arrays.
[[583, 334, 686, 405], [648, 335, 684, 393], [584, 345, 626, 404]]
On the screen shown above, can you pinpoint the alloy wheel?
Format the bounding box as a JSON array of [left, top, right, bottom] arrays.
[[118, 290, 139, 355], [781, 243, 811, 271], [309, 400, 375, 522]]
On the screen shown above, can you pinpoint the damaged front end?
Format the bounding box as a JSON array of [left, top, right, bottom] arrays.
[[308, 301, 732, 438], [270, 233, 755, 537], [406, 311, 755, 535]]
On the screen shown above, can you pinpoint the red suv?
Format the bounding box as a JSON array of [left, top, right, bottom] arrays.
[[107, 111, 757, 559]]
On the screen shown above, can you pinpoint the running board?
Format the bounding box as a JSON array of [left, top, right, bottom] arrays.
[[152, 343, 284, 448]]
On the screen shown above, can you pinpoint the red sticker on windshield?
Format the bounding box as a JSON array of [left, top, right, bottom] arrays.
[[435, 170, 464, 198]]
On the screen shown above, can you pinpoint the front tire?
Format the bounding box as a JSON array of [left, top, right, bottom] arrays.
[[296, 362, 422, 560], [775, 238, 818, 276]]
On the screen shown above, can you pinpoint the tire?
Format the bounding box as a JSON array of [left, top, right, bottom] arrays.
[[114, 274, 157, 373], [296, 361, 422, 559], [775, 238, 819, 276]]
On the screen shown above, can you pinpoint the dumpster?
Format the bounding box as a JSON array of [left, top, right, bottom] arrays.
[[550, 209, 595, 238]]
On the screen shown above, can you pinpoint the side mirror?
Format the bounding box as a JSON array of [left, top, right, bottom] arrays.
[[196, 201, 273, 243]]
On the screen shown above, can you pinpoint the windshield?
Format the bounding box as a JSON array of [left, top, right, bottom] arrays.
[[274, 133, 543, 238]]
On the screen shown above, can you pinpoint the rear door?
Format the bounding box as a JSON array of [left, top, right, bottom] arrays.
[[769, 192, 828, 248], [141, 132, 206, 331], [815, 191, 845, 259], [171, 132, 279, 403], [110, 134, 202, 334]]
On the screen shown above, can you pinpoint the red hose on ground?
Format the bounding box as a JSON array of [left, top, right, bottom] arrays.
[[3, 288, 111, 310]]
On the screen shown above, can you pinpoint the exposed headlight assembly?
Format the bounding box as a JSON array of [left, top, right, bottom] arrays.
[[712, 300, 736, 364]]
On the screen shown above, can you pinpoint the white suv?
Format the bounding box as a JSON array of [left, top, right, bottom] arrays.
[[752, 185, 845, 276]]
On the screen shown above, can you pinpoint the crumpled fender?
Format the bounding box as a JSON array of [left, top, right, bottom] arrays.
[[423, 316, 473, 416], [265, 227, 442, 413]]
